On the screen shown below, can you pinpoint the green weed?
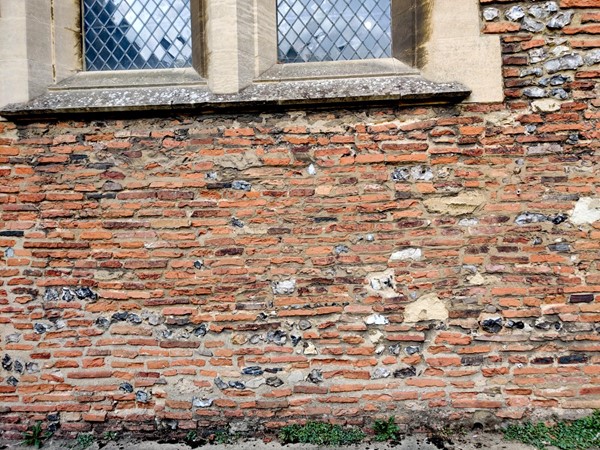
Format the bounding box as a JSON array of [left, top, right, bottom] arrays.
[[102, 431, 118, 442], [373, 416, 401, 442], [278, 421, 365, 446], [208, 430, 241, 445], [74, 433, 95, 450], [185, 430, 198, 445], [504, 411, 600, 450], [21, 421, 53, 449]]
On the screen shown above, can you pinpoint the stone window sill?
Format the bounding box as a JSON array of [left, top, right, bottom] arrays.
[[0, 68, 470, 119], [256, 58, 418, 82]]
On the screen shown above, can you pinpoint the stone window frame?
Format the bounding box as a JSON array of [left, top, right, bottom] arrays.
[[0, 0, 503, 117]]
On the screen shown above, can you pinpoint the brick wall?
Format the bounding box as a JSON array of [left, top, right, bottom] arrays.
[[1, 0, 600, 439]]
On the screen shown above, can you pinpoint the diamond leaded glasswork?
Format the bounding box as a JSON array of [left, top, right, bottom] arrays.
[[83, 0, 192, 71], [277, 0, 392, 64]]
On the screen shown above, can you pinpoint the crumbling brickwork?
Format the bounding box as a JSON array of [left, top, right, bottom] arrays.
[[1, 0, 600, 439]]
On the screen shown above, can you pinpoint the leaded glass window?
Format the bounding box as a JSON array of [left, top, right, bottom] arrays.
[[277, 0, 392, 64], [83, 0, 193, 71]]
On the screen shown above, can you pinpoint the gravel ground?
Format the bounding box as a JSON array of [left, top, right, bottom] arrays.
[[0, 433, 537, 450]]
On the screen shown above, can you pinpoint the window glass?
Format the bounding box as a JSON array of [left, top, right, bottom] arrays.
[[277, 0, 391, 64], [83, 0, 192, 71]]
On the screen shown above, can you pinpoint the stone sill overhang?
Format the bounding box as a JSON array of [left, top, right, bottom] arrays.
[[0, 65, 470, 120]]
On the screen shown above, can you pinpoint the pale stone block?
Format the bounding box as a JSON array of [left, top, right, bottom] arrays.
[[404, 293, 449, 323], [54, 0, 83, 78], [255, 0, 277, 76], [423, 191, 486, 216], [0, 17, 26, 59], [205, 0, 240, 93], [423, 0, 503, 103], [0, 0, 26, 17], [0, 59, 29, 107], [570, 198, 600, 225]]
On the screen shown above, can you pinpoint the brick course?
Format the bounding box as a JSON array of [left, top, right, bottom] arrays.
[[1, 0, 600, 439]]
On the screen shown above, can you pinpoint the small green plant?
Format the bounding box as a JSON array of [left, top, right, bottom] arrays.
[[102, 431, 118, 442], [209, 430, 240, 445], [504, 411, 600, 450], [185, 430, 198, 445], [21, 421, 53, 449], [373, 416, 401, 442], [184, 429, 208, 448], [73, 433, 95, 450], [278, 421, 365, 446], [213, 431, 231, 445]]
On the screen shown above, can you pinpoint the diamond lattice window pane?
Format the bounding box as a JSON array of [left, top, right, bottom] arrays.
[[83, 0, 192, 71], [277, 0, 391, 63]]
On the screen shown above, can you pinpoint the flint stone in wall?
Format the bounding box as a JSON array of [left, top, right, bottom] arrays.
[[231, 217, 245, 228], [6, 334, 20, 343], [192, 397, 213, 408], [524, 87, 547, 98], [515, 213, 550, 225], [307, 369, 323, 384], [271, 280, 296, 295], [392, 165, 434, 182], [366, 269, 398, 299], [266, 377, 284, 387], [298, 319, 312, 330], [526, 143, 563, 155], [390, 248, 422, 262], [459, 218, 479, 227], [119, 382, 134, 393], [372, 367, 391, 379], [26, 363, 39, 373], [135, 390, 150, 403], [481, 318, 503, 333], [34, 323, 50, 334], [405, 346, 420, 355], [544, 54, 583, 73], [303, 342, 318, 355], [214, 377, 228, 390], [551, 88, 569, 100], [232, 180, 252, 191], [584, 49, 600, 66], [365, 314, 389, 326], [44, 288, 59, 302], [529, 5, 551, 19], [483, 8, 499, 21], [506, 5, 526, 21], [61, 288, 75, 302], [394, 366, 417, 378], [2, 355, 12, 371], [529, 48, 548, 63], [520, 67, 543, 77], [547, 11, 574, 29], [521, 17, 545, 32], [423, 191, 486, 216]]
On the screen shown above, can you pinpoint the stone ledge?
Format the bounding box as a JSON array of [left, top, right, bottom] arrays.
[[256, 58, 419, 82], [0, 75, 470, 119]]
